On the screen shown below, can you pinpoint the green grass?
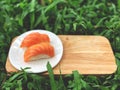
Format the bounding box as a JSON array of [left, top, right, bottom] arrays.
[[0, 0, 120, 90]]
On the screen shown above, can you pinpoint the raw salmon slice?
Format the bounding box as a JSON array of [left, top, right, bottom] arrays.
[[20, 32, 50, 48], [24, 42, 54, 62]]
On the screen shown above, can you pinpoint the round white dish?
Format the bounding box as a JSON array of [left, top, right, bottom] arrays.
[[8, 30, 63, 73]]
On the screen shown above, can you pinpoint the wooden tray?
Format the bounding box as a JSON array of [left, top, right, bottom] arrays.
[[6, 35, 117, 75]]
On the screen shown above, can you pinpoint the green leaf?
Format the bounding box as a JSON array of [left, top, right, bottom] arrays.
[[73, 23, 77, 31], [7, 72, 23, 82], [73, 70, 81, 90], [117, 0, 120, 8], [29, 0, 36, 12], [47, 62, 57, 90], [44, 0, 66, 13], [16, 80, 22, 90], [30, 12, 35, 29]]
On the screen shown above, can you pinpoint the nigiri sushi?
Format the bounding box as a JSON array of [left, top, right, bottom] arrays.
[[24, 42, 54, 62], [20, 32, 50, 48]]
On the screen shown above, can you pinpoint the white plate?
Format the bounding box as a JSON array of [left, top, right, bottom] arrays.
[[8, 30, 63, 73]]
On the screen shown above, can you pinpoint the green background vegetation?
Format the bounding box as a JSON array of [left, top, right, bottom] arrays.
[[0, 0, 120, 90]]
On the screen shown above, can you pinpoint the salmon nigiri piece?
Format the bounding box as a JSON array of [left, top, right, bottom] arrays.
[[24, 42, 54, 62], [20, 32, 50, 48]]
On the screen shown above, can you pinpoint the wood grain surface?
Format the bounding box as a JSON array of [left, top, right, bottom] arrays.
[[6, 35, 117, 75]]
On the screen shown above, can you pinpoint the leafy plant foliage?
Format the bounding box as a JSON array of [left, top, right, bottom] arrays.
[[0, 0, 120, 90]]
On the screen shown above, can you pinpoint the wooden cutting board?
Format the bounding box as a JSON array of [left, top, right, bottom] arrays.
[[6, 35, 117, 75]]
